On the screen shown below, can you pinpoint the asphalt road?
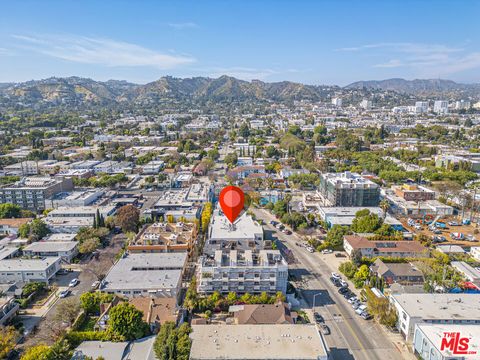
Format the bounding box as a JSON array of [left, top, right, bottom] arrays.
[[253, 208, 408, 360], [19, 234, 125, 349]]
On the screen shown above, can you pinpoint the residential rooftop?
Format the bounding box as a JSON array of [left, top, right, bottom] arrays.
[[189, 324, 328, 360], [101, 253, 187, 291], [391, 293, 480, 321]]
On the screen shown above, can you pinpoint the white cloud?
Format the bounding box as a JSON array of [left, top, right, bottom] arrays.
[[167, 22, 198, 29], [12, 33, 195, 69], [336, 41, 480, 77]]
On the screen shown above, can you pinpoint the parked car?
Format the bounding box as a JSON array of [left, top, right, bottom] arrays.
[[343, 291, 353, 299], [335, 253, 346, 257], [339, 280, 348, 287], [91, 281, 100, 289], [313, 312, 324, 323], [270, 220, 278, 226], [306, 246, 314, 253], [433, 229, 442, 234], [360, 312, 373, 320], [322, 249, 333, 254], [333, 280, 342, 287], [59, 289, 70, 298], [284, 230, 292, 235], [448, 221, 459, 226], [331, 272, 341, 280], [348, 296, 358, 304], [321, 324, 330, 335], [338, 287, 349, 294], [69, 278, 79, 287]]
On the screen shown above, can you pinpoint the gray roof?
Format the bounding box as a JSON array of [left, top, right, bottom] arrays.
[[391, 293, 480, 321], [102, 253, 186, 292], [23, 241, 77, 253], [0, 257, 60, 271], [189, 324, 328, 360]]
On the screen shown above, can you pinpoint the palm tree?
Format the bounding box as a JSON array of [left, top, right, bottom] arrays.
[[379, 199, 390, 220]]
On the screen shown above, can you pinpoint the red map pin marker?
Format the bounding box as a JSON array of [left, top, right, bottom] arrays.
[[219, 186, 245, 224]]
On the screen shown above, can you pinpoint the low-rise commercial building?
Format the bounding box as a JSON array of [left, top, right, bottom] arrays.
[[197, 249, 288, 294], [393, 184, 435, 202]]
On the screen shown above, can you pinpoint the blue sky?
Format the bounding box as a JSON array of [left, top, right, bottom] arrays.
[[0, 0, 479, 85]]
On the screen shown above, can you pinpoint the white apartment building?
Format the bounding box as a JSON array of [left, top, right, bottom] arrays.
[[331, 97, 342, 107], [0, 257, 61, 283], [360, 99, 373, 110], [390, 293, 480, 341], [23, 241, 79, 263], [434, 100, 449, 114], [205, 209, 265, 255], [415, 101, 429, 113], [197, 249, 288, 294]]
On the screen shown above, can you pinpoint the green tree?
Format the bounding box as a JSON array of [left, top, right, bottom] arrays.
[[153, 322, 192, 360], [20, 344, 52, 360], [351, 210, 383, 233], [19, 219, 50, 241], [339, 261, 357, 279], [224, 152, 238, 168], [0, 203, 22, 218], [78, 237, 100, 254], [108, 302, 149, 340], [325, 225, 350, 249], [0, 326, 17, 359]]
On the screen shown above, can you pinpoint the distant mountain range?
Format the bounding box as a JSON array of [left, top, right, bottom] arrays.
[[0, 76, 479, 110], [345, 78, 480, 97]]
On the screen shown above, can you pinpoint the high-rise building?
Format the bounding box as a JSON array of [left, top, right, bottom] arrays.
[[433, 100, 449, 114], [455, 100, 471, 110], [360, 99, 373, 110], [331, 97, 342, 107], [414, 101, 429, 113]]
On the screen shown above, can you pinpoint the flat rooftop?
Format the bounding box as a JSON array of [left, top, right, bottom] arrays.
[[209, 209, 263, 241], [23, 241, 77, 253], [391, 293, 480, 320], [189, 324, 328, 360], [102, 253, 187, 291], [0, 257, 60, 271], [416, 324, 480, 359]]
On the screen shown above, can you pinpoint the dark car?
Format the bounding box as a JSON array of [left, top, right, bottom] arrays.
[[335, 253, 346, 258], [338, 287, 349, 294], [284, 230, 292, 235], [313, 312, 324, 323], [343, 291, 353, 299]]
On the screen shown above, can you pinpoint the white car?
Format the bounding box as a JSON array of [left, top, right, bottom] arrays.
[[339, 279, 348, 287], [322, 249, 333, 254], [59, 289, 70, 298], [69, 278, 79, 287], [91, 281, 100, 289], [306, 247, 314, 253], [331, 272, 341, 280]]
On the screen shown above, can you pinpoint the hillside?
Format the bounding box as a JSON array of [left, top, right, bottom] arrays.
[[345, 78, 480, 97]]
